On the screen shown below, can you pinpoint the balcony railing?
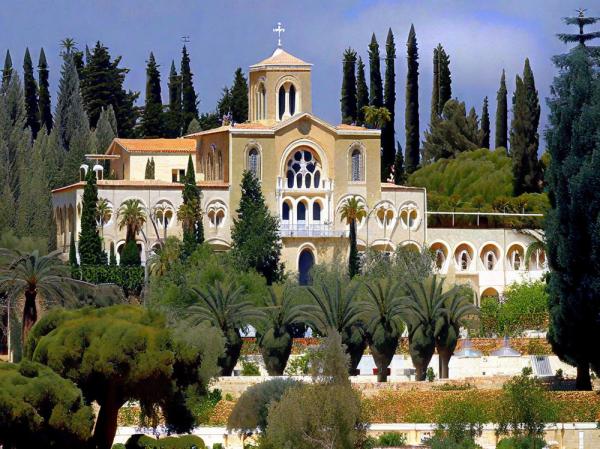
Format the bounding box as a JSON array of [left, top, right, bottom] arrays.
[[279, 223, 346, 238]]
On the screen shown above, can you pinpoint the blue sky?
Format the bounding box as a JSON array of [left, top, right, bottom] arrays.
[[0, 0, 594, 148]]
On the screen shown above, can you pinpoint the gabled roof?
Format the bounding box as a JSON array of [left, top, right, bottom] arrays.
[[109, 138, 196, 154], [250, 47, 312, 70]]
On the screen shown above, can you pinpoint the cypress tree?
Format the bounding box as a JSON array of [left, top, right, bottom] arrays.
[[141, 52, 164, 137], [381, 28, 396, 180], [78, 170, 103, 265], [2, 50, 12, 90], [546, 12, 600, 390], [217, 87, 232, 120], [180, 46, 198, 132], [480, 96, 490, 149], [405, 24, 420, 173], [356, 57, 368, 126], [186, 118, 202, 134], [23, 48, 40, 138], [165, 61, 182, 137], [109, 242, 117, 266], [393, 141, 406, 185], [38, 48, 52, 132], [340, 48, 357, 124], [368, 34, 383, 108], [231, 170, 283, 284], [495, 69, 508, 150], [145, 159, 152, 179], [94, 105, 117, 154], [230, 68, 248, 124], [430, 46, 440, 123], [81, 42, 138, 136], [69, 231, 78, 267], [181, 155, 203, 257], [436, 44, 452, 115], [522, 58, 541, 190]]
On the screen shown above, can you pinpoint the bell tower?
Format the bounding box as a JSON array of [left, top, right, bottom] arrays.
[[248, 23, 313, 124]]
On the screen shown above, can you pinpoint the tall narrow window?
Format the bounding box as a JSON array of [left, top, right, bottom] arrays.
[[258, 84, 266, 120], [297, 202, 306, 221], [278, 86, 286, 120], [282, 202, 290, 221], [248, 148, 260, 178], [313, 202, 321, 222], [289, 84, 296, 115], [351, 149, 362, 181]]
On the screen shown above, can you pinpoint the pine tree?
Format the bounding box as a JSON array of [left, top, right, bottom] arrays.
[[356, 57, 368, 126], [430, 46, 440, 124], [230, 68, 248, 124], [38, 48, 52, 132], [94, 105, 117, 154], [69, 231, 78, 267], [2, 50, 12, 90], [393, 141, 406, 185], [141, 52, 164, 137], [180, 46, 198, 132], [546, 12, 600, 390], [23, 48, 40, 138], [81, 42, 139, 136], [54, 53, 92, 186], [78, 169, 103, 265], [368, 34, 383, 108], [495, 69, 508, 150], [405, 24, 420, 173], [480, 96, 490, 149], [436, 44, 452, 115], [231, 170, 283, 284], [217, 87, 232, 120], [381, 28, 396, 181], [467, 106, 480, 144], [186, 117, 202, 134], [165, 61, 182, 137], [341, 48, 357, 124]]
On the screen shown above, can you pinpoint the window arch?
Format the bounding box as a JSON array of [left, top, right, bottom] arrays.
[[247, 147, 261, 179], [285, 148, 322, 189], [430, 242, 449, 271], [507, 244, 524, 271], [206, 200, 227, 229], [312, 201, 322, 222], [350, 146, 364, 182], [454, 243, 474, 272], [297, 201, 307, 222], [278, 86, 286, 120], [399, 202, 421, 230], [256, 83, 266, 120], [153, 200, 174, 229], [298, 248, 315, 286], [282, 201, 291, 222], [480, 244, 500, 271]]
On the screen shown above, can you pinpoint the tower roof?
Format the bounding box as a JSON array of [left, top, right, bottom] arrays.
[[250, 47, 312, 71]]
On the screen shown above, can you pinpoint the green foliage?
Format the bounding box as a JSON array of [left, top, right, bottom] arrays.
[[190, 389, 222, 425], [120, 238, 141, 266], [240, 358, 261, 376], [23, 48, 40, 138], [284, 352, 310, 375], [124, 434, 206, 449], [480, 97, 490, 149], [180, 155, 204, 257], [377, 432, 407, 447], [339, 196, 366, 278], [393, 141, 407, 185], [72, 265, 144, 296], [227, 378, 298, 433], [427, 366, 436, 382], [38, 48, 52, 132], [495, 69, 508, 149], [496, 437, 546, 449], [141, 52, 164, 137], [341, 48, 357, 124], [498, 281, 548, 336], [0, 360, 94, 448], [231, 170, 283, 284], [356, 57, 368, 126], [381, 28, 396, 179], [94, 105, 117, 154], [180, 46, 198, 131], [79, 170, 104, 265], [433, 396, 487, 446], [26, 305, 222, 449], [165, 60, 182, 137], [368, 33, 383, 108], [229, 68, 248, 124]]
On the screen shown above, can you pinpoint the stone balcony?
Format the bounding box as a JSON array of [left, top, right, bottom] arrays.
[[279, 222, 346, 238]]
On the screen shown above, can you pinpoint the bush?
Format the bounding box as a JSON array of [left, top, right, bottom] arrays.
[[72, 264, 144, 295], [496, 437, 546, 449], [427, 367, 436, 382], [227, 378, 299, 433], [191, 389, 222, 425], [377, 432, 407, 447], [285, 352, 310, 375], [112, 445, 126, 449], [125, 434, 206, 449], [240, 358, 260, 376], [433, 396, 487, 445]]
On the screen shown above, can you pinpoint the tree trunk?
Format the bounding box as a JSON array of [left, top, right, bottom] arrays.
[[259, 330, 292, 376], [415, 363, 427, 381], [21, 290, 38, 347], [437, 347, 452, 379], [576, 361, 592, 390], [93, 388, 124, 449], [369, 335, 398, 383], [220, 329, 243, 376]]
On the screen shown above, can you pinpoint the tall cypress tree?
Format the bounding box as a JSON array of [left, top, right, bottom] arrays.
[[393, 141, 406, 185], [495, 69, 508, 150], [546, 12, 600, 390], [405, 24, 420, 173], [165, 61, 182, 137], [381, 28, 396, 180], [341, 48, 357, 124], [522, 58, 541, 189], [436, 44, 452, 115], [231, 170, 283, 285], [356, 57, 368, 126], [180, 46, 198, 132], [140, 52, 164, 137], [38, 48, 52, 132], [430, 46, 440, 124], [94, 105, 117, 154], [78, 169, 104, 265], [480, 96, 490, 149], [230, 68, 248, 124], [23, 48, 40, 138], [2, 50, 12, 90], [368, 34, 383, 108], [181, 155, 203, 257]]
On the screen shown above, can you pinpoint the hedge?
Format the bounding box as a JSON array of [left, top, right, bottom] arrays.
[[124, 434, 206, 449], [72, 265, 144, 294]]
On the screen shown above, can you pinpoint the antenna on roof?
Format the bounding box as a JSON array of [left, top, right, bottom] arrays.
[[181, 35, 191, 44]]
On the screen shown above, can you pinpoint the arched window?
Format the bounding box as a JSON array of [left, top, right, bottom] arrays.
[[351, 148, 363, 181], [435, 249, 446, 270], [289, 84, 296, 116], [258, 83, 266, 120], [248, 148, 260, 179], [285, 148, 322, 190], [298, 249, 315, 286], [154, 201, 174, 229], [282, 202, 291, 221], [485, 251, 496, 270], [297, 201, 307, 222], [460, 251, 470, 271], [278, 86, 286, 120], [206, 201, 227, 229], [312, 202, 321, 222]]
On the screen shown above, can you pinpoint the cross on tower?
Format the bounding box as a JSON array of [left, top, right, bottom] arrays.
[[273, 22, 285, 47]]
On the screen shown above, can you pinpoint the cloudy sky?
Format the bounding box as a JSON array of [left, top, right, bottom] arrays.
[[1, 0, 595, 148]]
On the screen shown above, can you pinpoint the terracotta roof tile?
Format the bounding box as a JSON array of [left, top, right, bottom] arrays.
[[336, 124, 369, 131], [233, 122, 270, 129], [114, 138, 195, 153], [52, 179, 229, 194], [250, 48, 312, 68]]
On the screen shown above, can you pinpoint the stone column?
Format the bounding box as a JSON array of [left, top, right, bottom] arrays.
[[283, 85, 291, 119]]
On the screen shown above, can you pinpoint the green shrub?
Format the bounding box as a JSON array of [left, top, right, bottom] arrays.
[[433, 396, 487, 445], [112, 445, 126, 449], [427, 367, 436, 382], [284, 352, 310, 375], [377, 432, 407, 447], [212, 444, 224, 449], [72, 265, 144, 295], [191, 389, 222, 425], [496, 437, 546, 449], [121, 239, 141, 266], [240, 358, 261, 376], [125, 434, 206, 449]]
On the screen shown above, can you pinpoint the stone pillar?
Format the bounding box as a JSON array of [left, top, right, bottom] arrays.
[[283, 85, 291, 119]]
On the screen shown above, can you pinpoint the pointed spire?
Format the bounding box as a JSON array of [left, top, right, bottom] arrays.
[[2, 50, 13, 88]]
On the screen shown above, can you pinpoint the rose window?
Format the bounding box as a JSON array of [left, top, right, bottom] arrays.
[[286, 149, 322, 189]]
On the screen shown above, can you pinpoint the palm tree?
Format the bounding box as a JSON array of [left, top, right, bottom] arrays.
[[153, 203, 172, 241], [303, 277, 366, 375], [0, 249, 77, 350], [362, 279, 405, 382], [400, 275, 452, 381], [117, 199, 146, 242], [59, 37, 77, 55], [436, 287, 478, 379], [362, 105, 391, 129], [148, 237, 180, 278], [340, 196, 367, 278], [256, 286, 309, 375], [96, 198, 111, 243], [176, 201, 197, 234], [187, 282, 264, 376]]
